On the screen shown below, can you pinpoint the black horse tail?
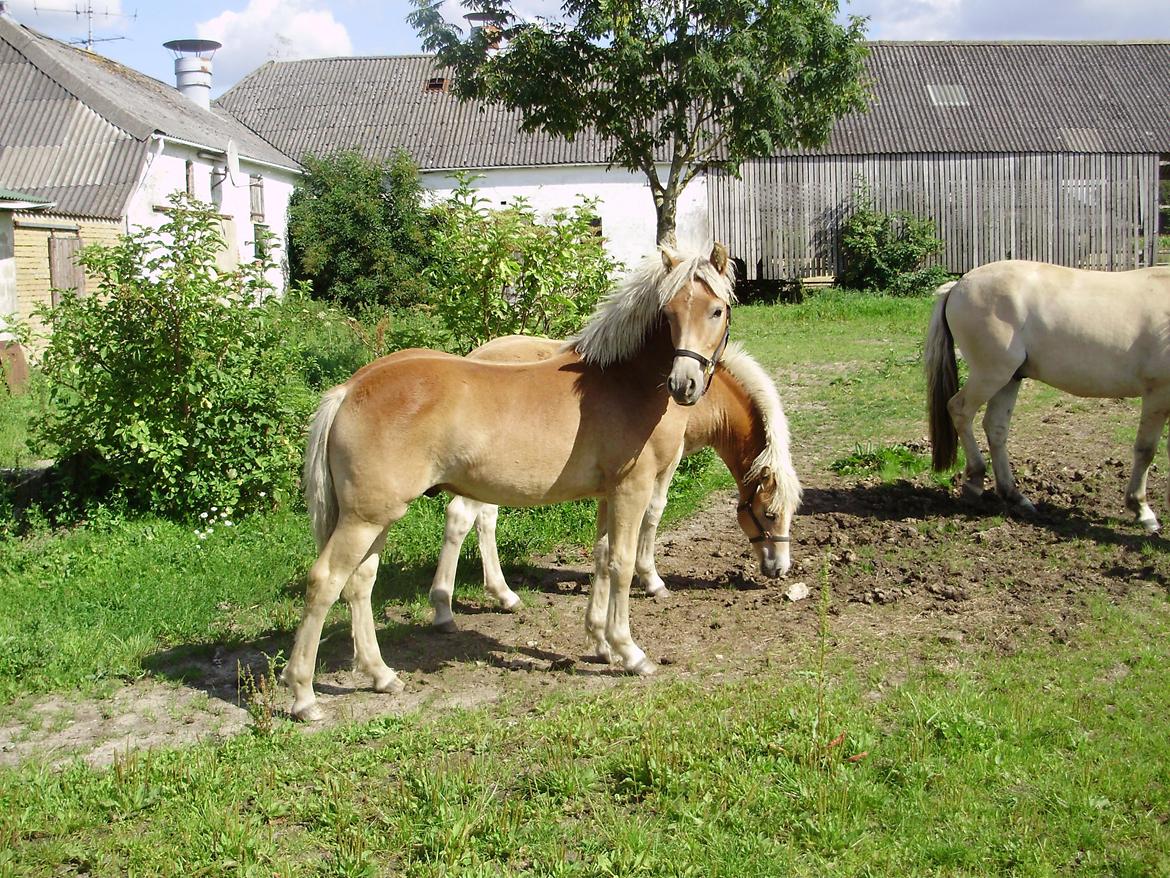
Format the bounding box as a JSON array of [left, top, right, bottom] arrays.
[[925, 281, 960, 471]]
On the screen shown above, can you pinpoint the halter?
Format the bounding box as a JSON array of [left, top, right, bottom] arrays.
[[737, 481, 790, 545], [674, 308, 732, 395]]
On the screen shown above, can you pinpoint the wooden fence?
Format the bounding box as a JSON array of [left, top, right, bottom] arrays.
[[708, 152, 1161, 280]]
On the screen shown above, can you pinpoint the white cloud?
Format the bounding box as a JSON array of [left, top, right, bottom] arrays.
[[196, 0, 352, 86]]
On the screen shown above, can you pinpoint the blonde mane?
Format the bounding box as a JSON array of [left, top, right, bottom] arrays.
[[567, 248, 735, 368], [719, 341, 803, 517]]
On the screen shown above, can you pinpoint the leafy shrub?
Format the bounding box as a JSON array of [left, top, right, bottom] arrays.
[[839, 197, 946, 296], [288, 149, 434, 311], [35, 194, 313, 519], [425, 174, 619, 353]]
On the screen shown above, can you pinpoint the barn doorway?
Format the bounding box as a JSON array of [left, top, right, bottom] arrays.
[[1158, 154, 1169, 265]]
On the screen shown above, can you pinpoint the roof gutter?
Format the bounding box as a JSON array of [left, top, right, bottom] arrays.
[[151, 133, 302, 175], [1, 199, 55, 211]]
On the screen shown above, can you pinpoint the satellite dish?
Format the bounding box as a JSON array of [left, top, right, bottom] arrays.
[[225, 138, 240, 183]]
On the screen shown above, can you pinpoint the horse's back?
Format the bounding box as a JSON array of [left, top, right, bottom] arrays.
[[949, 261, 1170, 398]]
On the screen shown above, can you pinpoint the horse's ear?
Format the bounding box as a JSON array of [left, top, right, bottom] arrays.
[[758, 466, 776, 488], [710, 242, 730, 276], [660, 245, 681, 272]]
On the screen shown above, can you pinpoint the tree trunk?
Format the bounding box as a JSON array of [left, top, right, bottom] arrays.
[[654, 186, 679, 246]]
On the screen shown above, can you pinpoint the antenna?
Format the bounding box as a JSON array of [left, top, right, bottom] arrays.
[[31, 1, 137, 51]]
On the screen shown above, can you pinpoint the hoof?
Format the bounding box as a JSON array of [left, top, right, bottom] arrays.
[[499, 593, 523, 612], [373, 671, 406, 695], [432, 618, 459, 635], [644, 581, 671, 598], [1140, 515, 1161, 535], [592, 641, 617, 665], [291, 702, 324, 723], [1014, 496, 1036, 514], [960, 482, 984, 501], [626, 655, 658, 677]]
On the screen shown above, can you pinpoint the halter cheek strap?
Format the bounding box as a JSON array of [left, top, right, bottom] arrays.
[[674, 310, 732, 395], [737, 482, 791, 544]]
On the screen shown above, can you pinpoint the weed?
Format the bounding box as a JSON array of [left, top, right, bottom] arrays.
[[830, 442, 930, 480], [237, 651, 285, 735]]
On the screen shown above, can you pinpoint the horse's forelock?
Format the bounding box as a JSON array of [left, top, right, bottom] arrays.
[[569, 247, 735, 368]]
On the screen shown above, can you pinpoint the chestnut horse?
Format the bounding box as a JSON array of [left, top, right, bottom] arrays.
[[288, 245, 734, 720], [427, 336, 802, 649], [928, 260, 1170, 531]]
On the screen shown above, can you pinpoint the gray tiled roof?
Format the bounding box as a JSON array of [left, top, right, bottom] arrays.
[[218, 41, 1170, 169], [0, 13, 298, 220]]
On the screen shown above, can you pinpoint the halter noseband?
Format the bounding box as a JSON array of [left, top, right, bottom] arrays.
[[737, 481, 790, 545], [674, 307, 731, 395]]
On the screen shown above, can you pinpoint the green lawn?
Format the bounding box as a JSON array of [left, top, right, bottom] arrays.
[[2, 290, 1169, 876]]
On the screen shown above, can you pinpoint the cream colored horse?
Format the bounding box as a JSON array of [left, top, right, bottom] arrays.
[[927, 259, 1170, 531], [427, 336, 802, 648], [288, 246, 734, 720]]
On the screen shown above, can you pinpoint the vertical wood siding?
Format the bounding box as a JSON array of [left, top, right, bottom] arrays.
[[709, 153, 1160, 280]]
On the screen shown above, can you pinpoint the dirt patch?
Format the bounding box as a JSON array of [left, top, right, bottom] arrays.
[[2, 394, 1166, 767]]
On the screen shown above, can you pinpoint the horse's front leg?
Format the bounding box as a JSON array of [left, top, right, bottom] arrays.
[[604, 483, 657, 676], [585, 500, 617, 663], [1125, 393, 1170, 534], [635, 449, 682, 597]]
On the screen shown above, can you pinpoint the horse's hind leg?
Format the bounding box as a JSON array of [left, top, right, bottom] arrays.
[[343, 550, 405, 696], [284, 515, 393, 722], [429, 495, 482, 633], [586, 500, 617, 663], [1125, 392, 1170, 533], [476, 504, 523, 612], [949, 369, 1019, 499], [983, 379, 1033, 512]]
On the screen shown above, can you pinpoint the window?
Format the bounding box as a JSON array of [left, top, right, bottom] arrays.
[[926, 84, 969, 107], [249, 175, 265, 222], [185, 159, 196, 196], [425, 76, 449, 93]]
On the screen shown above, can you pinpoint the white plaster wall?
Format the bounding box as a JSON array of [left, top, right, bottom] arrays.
[[0, 212, 15, 339], [124, 139, 297, 294], [420, 164, 710, 270]]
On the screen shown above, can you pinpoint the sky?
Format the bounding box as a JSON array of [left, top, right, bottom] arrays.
[[5, 0, 1169, 96]]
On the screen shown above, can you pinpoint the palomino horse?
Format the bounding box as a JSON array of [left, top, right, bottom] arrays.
[[427, 336, 802, 644], [927, 259, 1170, 531], [288, 245, 734, 720]]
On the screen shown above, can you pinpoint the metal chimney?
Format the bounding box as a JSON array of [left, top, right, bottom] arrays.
[[163, 39, 222, 110]]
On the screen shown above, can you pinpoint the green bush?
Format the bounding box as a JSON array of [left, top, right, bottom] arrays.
[[35, 194, 312, 519], [426, 174, 618, 353], [838, 198, 947, 296], [288, 149, 433, 311]]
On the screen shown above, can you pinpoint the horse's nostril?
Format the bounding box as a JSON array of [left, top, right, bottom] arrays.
[[687, 377, 696, 395]]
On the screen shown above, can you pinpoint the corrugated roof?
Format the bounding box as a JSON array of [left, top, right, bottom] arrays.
[[0, 13, 298, 220], [817, 41, 1170, 155], [218, 41, 1170, 169]]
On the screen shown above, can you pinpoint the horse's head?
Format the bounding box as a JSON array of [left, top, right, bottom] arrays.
[[736, 466, 794, 578], [661, 243, 733, 406]]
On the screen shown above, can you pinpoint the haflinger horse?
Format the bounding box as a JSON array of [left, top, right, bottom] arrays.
[[927, 259, 1170, 531], [287, 244, 734, 721], [426, 335, 802, 647]]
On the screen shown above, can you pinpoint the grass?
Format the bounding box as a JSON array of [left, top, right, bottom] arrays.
[[1, 594, 1166, 876], [2, 287, 1170, 874]]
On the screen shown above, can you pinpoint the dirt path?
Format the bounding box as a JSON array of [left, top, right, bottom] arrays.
[[2, 393, 1165, 768]]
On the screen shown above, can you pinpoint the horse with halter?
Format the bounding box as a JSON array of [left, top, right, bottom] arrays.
[[426, 335, 802, 649], [927, 259, 1170, 531], [288, 245, 734, 720]]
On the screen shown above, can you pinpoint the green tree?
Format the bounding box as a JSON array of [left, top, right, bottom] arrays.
[[288, 149, 432, 311], [426, 174, 617, 353], [411, 0, 868, 244], [36, 193, 311, 518]]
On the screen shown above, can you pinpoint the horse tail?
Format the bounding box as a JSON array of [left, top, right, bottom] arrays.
[[304, 384, 349, 551], [926, 281, 960, 472]]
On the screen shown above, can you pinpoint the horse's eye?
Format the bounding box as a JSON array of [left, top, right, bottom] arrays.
[[764, 512, 777, 521], [712, 307, 723, 318]]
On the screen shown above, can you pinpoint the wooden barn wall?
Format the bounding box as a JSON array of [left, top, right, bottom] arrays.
[[708, 153, 1160, 280]]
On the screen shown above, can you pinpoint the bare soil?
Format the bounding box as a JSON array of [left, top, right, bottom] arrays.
[[3, 394, 1166, 768]]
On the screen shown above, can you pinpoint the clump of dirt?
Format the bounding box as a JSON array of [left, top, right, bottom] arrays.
[[2, 396, 1165, 767]]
